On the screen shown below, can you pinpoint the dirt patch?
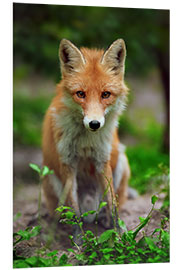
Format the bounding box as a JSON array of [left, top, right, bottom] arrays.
[[13, 181, 165, 257], [13, 146, 167, 258]]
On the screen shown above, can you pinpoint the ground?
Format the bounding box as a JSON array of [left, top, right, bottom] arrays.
[[13, 147, 165, 259]]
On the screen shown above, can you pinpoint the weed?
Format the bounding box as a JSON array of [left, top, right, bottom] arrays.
[[56, 195, 169, 265], [29, 163, 54, 224], [13, 164, 170, 267]]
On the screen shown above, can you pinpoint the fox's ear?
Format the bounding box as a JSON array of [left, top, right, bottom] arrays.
[[101, 39, 126, 76], [59, 39, 85, 75]]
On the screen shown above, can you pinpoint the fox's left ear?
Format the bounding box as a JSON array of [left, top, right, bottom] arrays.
[[101, 39, 126, 76]]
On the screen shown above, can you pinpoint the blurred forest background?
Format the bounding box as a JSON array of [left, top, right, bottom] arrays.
[[13, 3, 169, 195]]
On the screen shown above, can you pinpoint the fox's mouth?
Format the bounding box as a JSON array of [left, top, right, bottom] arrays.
[[90, 128, 98, 132]]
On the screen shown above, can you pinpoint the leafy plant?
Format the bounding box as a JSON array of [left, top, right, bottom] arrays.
[[29, 163, 54, 223], [55, 195, 169, 265], [13, 163, 170, 267], [13, 223, 71, 268], [144, 163, 170, 215], [13, 226, 42, 247]]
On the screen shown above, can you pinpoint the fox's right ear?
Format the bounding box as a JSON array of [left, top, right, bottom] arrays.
[[59, 39, 85, 75], [101, 39, 126, 76]]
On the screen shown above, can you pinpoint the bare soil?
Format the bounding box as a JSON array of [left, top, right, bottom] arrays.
[[13, 148, 166, 259]]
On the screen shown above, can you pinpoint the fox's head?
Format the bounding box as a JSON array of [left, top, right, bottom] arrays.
[[59, 39, 128, 132]]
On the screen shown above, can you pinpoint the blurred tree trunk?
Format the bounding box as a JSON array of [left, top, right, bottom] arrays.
[[156, 49, 169, 153]]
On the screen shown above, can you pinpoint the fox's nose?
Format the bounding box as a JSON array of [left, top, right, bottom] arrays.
[[89, 120, 100, 131]]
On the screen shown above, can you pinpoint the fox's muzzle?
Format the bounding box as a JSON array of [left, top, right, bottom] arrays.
[[83, 115, 105, 131]]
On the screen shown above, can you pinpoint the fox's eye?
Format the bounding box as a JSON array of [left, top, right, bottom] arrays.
[[76, 91, 86, 98], [101, 91, 111, 99]]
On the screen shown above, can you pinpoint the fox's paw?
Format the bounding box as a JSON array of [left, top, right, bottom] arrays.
[[128, 187, 139, 199]]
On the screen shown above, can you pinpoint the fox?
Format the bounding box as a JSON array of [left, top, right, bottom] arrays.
[[42, 39, 131, 238]]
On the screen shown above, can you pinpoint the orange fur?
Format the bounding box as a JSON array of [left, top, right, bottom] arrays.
[[42, 39, 130, 227]]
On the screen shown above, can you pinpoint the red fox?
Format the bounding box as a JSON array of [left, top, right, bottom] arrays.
[[42, 39, 130, 232]]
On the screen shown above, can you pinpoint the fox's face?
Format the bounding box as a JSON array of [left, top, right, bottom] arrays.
[[59, 39, 128, 132]]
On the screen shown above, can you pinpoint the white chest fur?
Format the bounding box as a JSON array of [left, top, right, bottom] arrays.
[[54, 108, 117, 171]]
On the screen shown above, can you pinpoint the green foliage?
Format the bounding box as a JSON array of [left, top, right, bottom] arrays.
[[13, 212, 22, 222], [29, 163, 41, 174], [13, 226, 41, 247], [29, 163, 54, 177], [127, 145, 169, 194], [13, 4, 169, 80], [13, 93, 53, 147], [151, 195, 158, 205], [54, 196, 169, 265], [13, 173, 169, 267], [29, 163, 54, 226], [14, 252, 71, 268], [13, 224, 72, 268]]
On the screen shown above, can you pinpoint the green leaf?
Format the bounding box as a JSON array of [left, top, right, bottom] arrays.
[[99, 201, 107, 210], [89, 251, 97, 259], [42, 165, 54, 176], [38, 257, 51, 267], [30, 225, 41, 237], [132, 217, 150, 239], [29, 163, 41, 174], [85, 230, 95, 238], [67, 248, 76, 254], [16, 230, 31, 240], [13, 212, 22, 222], [103, 253, 111, 260], [118, 218, 127, 231], [59, 253, 68, 266], [64, 211, 75, 219], [56, 206, 73, 212], [47, 250, 58, 257], [25, 256, 39, 266], [101, 248, 114, 253], [82, 210, 96, 217], [75, 253, 85, 262], [145, 237, 156, 251], [139, 216, 146, 223], [15, 226, 41, 242], [151, 195, 158, 205], [151, 228, 161, 235], [98, 229, 116, 244], [13, 260, 30, 268]]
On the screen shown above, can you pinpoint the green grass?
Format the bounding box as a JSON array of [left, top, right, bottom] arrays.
[[127, 145, 169, 194], [118, 114, 169, 194]]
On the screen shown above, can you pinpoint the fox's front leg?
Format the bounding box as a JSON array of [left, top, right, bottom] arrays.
[[59, 163, 82, 244], [99, 161, 116, 228], [59, 163, 79, 214]]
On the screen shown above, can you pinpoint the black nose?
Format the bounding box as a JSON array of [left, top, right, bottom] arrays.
[[89, 120, 100, 130]]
